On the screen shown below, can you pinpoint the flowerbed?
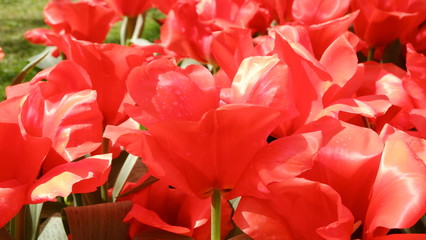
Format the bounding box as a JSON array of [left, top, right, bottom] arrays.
[[0, 0, 425, 239]]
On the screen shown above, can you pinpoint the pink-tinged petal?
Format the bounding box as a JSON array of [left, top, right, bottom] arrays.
[[356, 62, 406, 97], [320, 34, 358, 104], [292, 0, 350, 25], [0, 181, 27, 228], [300, 117, 383, 222], [233, 196, 294, 239], [257, 132, 321, 181], [273, 34, 328, 132], [21, 89, 103, 171], [375, 69, 412, 111], [211, 27, 256, 79], [140, 104, 282, 198], [308, 11, 359, 58], [364, 139, 426, 238], [410, 109, 426, 139], [24, 28, 55, 45], [234, 131, 321, 198], [379, 124, 426, 164], [268, 25, 314, 54], [0, 47, 3, 60], [229, 55, 298, 122], [234, 178, 354, 240], [29, 154, 112, 203], [404, 44, 426, 109], [320, 95, 391, 120], [126, 59, 219, 126], [104, 125, 145, 157], [353, 61, 413, 130]]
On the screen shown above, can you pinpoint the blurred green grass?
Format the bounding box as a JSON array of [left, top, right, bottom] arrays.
[[0, 0, 121, 99], [0, 0, 162, 99], [0, 0, 49, 98]]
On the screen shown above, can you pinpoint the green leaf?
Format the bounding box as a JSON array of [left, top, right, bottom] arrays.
[[229, 197, 241, 211], [11, 49, 48, 85], [141, 8, 164, 42], [27, 47, 61, 70], [63, 201, 132, 240], [26, 203, 43, 240], [112, 153, 139, 202]]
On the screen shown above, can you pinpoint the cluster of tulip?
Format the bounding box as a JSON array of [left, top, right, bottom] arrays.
[[0, 0, 425, 239]]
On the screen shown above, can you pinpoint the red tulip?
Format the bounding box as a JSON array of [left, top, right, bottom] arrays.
[[25, 0, 116, 46], [5, 60, 104, 170], [231, 130, 322, 198], [125, 58, 220, 127], [291, 0, 350, 25], [353, 61, 413, 131], [211, 28, 258, 80], [362, 134, 426, 239], [29, 153, 112, 203], [160, 0, 269, 64], [49, 34, 153, 126], [160, 0, 215, 64], [409, 23, 426, 54], [351, 0, 426, 47], [300, 117, 426, 239], [404, 44, 426, 109], [1, 67, 112, 204], [20, 88, 104, 172], [233, 178, 354, 240], [0, 122, 51, 227], [108, 0, 151, 17], [121, 175, 233, 239], [107, 104, 282, 199], [0, 47, 4, 60], [257, 0, 350, 25]]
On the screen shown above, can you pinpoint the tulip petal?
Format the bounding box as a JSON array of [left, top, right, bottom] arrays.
[[21, 89, 103, 172], [300, 117, 383, 222], [140, 105, 282, 198], [30, 154, 112, 203], [364, 138, 426, 238], [234, 178, 354, 240], [126, 59, 219, 126], [0, 182, 27, 228]]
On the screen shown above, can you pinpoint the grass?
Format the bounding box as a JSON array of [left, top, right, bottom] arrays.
[[0, 0, 50, 98], [0, 0, 162, 99]]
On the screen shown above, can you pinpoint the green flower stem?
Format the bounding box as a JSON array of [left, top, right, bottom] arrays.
[[101, 138, 110, 202], [211, 190, 221, 240], [367, 47, 376, 61], [12, 206, 26, 240], [73, 194, 83, 207], [131, 14, 145, 42], [120, 16, 139, 46]]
